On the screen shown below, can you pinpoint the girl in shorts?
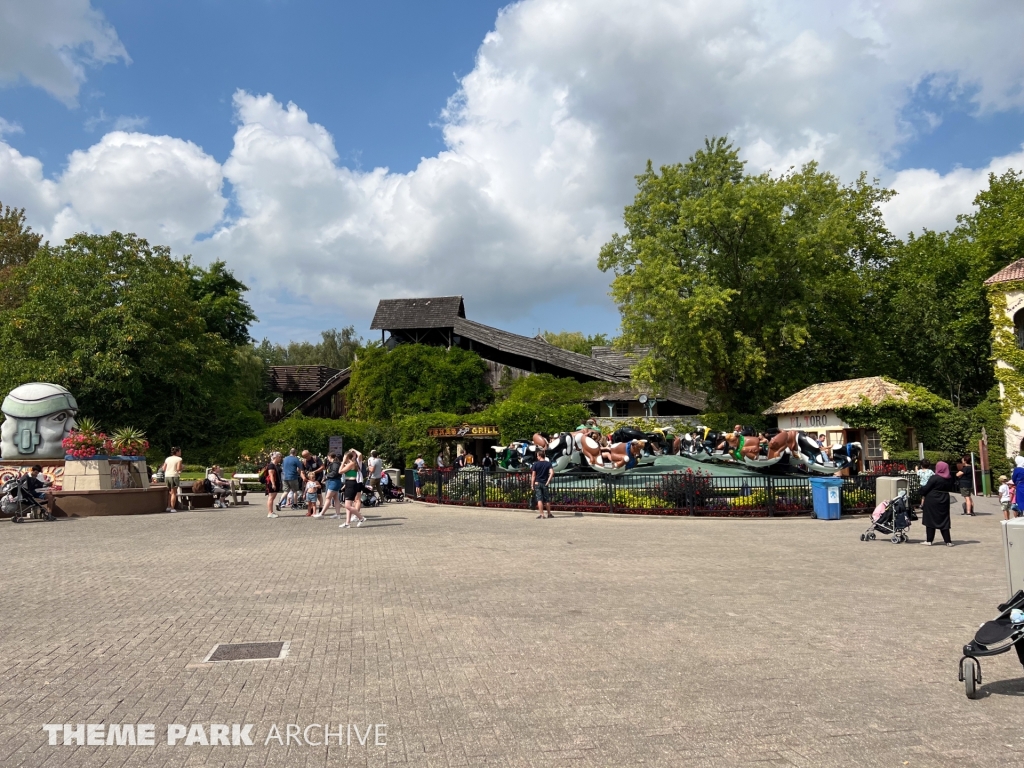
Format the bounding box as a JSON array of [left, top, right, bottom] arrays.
[[318, 452, 342, 518], [304, 477, 320, 516], [339, 449, 367, 529]]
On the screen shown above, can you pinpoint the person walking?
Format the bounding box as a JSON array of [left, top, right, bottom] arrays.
[[264, 452, 282, 518], [366, 450, 384, 502], [920, 460, 955, 546], [160, 447, 183, 512], [999, 474, 1013, 520], [955, 455, 975, 516], [279, 448, 302, 510], [531, 449, 554, 519], [301, 450, 324, 516], [339, 449, 367, 528], [318, 451, 343, 519]]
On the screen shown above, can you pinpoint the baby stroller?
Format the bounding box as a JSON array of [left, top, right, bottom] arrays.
[[1, 477, 54, 523], [860, 489, 914, 543], [380, 482, 405, 503], [959, 589, 1024, 699], [360, 487, 381, 508]]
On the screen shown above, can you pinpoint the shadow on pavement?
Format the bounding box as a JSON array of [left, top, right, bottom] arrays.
[[978, 677, 1024, 698]]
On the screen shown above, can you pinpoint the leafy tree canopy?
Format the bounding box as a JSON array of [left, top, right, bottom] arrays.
[[599, 137, 894, 411], [347, 343, 493, 421], [0, 232, 262, 455], [0, 202, 43, 270], [540, 330, 610, 356], [498, 373, 600, 406], [254, 327, 362, 370]]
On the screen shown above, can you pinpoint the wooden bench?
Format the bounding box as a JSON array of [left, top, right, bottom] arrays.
[[176, 492, 215, 510]]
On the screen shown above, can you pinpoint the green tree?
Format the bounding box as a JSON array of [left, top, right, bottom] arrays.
[[253, 327, 362, 370], [965, 169, 1024, 268], [0, 202, 43, 269], [498, 373, 599, 405], [871, 230, 994, 406], [189, 260, 257, 346], [598, 137, 894, 410], [347, 344, 492, 421], [540, 330, 610, 356], [0, 232, 262, 455]]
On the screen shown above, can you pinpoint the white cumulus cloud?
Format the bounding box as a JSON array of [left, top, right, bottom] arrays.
[[1, 0, 1024, 335], [0, 0, 128, 104]]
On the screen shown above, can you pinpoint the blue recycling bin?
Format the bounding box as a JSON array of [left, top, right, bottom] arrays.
[[809, 476, 843, 520]]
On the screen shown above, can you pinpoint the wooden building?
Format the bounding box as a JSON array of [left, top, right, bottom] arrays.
[[369, 296, 706, 416]]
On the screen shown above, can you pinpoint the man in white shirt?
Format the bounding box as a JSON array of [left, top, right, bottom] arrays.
[[367, 450, 384, 499]]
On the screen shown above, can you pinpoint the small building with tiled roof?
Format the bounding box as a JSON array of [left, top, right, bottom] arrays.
[[763, 377, 914, 470], [985, 259, 1024, 458]]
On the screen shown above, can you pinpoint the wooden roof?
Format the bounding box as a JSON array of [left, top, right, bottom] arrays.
[[268, 365, 343, 394], [370, 296, 466, 330], [985, 259, 1024, 285], [763, 377, 909, 416], [590, 346, 650, 375], [289, 368, 352, 417], [452, 317, 623, 383]]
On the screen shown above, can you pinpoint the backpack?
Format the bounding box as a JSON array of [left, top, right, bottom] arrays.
[[257, 465, 270, 486]]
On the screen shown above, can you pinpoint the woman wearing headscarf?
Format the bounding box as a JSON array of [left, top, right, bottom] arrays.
[[1011, 455, 1024, 516], [919, 461, 955, 546]]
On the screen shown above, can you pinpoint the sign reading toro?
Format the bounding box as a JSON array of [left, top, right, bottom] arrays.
[[427, 424, 500, 438]]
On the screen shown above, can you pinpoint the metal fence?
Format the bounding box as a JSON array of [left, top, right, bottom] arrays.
[[405, 467, 921, 517]]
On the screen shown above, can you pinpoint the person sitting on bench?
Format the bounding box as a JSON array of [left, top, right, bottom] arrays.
[[207, 465, 232, 508]]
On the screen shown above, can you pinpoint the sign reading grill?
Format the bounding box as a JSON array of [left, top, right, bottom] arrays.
[[204, 641, 289, 663], [427, 424, 499, 438]]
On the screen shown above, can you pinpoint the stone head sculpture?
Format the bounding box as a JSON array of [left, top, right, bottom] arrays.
[[1, 383, 78, 460]]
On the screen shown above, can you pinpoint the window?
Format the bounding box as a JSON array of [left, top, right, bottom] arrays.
[[614, 402, 629, 417], [1015, 309, 1024, 350], [826, 430, 844, 448], [865, 429, 883, 459]]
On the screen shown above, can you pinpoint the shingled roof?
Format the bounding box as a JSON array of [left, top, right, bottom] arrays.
[[370, 296, 466, 330], [452, 318, 623, 382], [763, 377, 909, 416], [985, 259, 1024, 285]]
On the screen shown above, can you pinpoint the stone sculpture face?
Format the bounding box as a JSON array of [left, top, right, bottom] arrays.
[[1, 383, 78, 460]]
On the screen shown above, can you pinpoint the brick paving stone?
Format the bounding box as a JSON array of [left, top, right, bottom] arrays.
[[0, 496, 1022, 766]]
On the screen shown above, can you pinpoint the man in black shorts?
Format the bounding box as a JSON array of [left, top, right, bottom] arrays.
[[956, 455, 974, 516], [531, 450, 554, 519]]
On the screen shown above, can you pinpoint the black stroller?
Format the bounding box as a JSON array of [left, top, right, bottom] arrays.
[[859, 489, 915, 543], [380, 481, 405, 503], [959, 590, 1024, 698], [1, 476, 54, 523]]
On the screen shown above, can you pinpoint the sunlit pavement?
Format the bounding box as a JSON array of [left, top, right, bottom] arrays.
[[0, 494, 1020, 767]]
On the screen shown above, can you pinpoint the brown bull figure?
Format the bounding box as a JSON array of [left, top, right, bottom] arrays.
[[766, 429, 804, 460], [720, 431, 764, 461], [577, 433, 647, 470]]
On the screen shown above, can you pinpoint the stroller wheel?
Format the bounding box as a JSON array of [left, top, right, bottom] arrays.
[[869, 532, 876, 540], [891, 535, 900, 544], [964, 659, 981, 699], [859, 533, 865, 541], [11, 515, 21, 523]]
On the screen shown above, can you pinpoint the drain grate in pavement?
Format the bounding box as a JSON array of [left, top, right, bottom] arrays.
[[204, 641, 289, 663]]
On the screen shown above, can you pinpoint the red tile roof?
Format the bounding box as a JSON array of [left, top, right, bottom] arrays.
[[763, 377, 909, 416], [985, 259, 1024, 285]]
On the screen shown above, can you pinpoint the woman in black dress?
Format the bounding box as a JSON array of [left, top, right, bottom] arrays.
[[920, 460, 955, 546]]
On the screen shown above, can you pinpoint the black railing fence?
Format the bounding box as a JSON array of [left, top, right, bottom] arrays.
[[404, 467, 922, 518]]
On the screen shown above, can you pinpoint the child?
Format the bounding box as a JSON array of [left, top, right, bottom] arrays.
[[915, 459, 934, 489], [999, 475, 1013, 520], [304, 478, 320, 517]]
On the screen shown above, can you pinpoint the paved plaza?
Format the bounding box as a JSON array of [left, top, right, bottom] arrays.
[[1, 496, 1022, 767]]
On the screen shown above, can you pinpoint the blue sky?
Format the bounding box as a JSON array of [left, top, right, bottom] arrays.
[[1, 0, 1023, 345]]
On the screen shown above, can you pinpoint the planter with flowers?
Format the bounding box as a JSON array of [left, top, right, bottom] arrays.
[[110, 427, 149, 460], [62, 417, 113, 461]]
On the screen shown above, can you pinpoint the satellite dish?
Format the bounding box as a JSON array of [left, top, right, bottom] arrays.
[[638, 394, 648, 404]]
